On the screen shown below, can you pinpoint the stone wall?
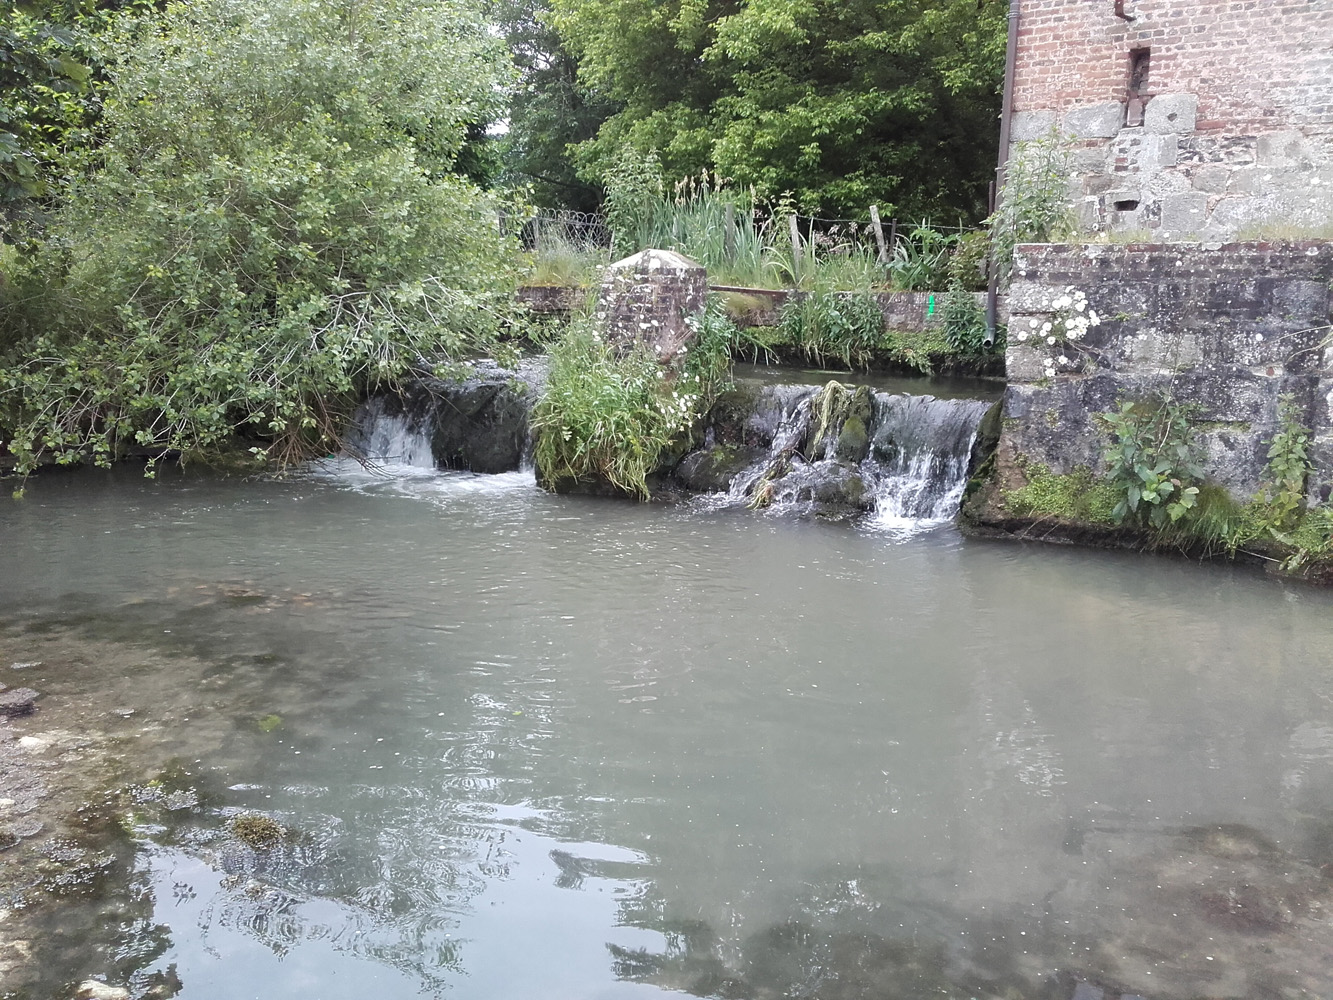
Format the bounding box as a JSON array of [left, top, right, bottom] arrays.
[[997, 241, 1333, 499], [1010, 0, 1333, 240]]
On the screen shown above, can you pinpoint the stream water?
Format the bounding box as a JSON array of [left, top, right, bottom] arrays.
[[2, 426, 1333, 998]]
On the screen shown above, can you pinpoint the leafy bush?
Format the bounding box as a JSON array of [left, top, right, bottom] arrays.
[[886, 222, 958, 291], [1004, 465, 1120, 523], [987, 129, 1076, 286], [1, 0, 515, 475], [1099, 397, 1203, 529], [941, 281, 988, 354], [532, 301, 733, 498]]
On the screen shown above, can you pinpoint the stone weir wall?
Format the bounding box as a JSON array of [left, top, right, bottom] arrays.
[[981, 241, 1333, 507]]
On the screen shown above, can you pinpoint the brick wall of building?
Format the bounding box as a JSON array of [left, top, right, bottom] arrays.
[[1009, 0, 1333, 240]]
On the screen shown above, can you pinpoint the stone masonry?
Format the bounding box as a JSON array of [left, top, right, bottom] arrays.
[[594, 249, 706, 360], [1010, 0, 1333, 240], [999, 241, 1333, 499]]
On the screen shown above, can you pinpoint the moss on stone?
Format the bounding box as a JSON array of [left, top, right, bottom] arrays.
[[1002, 465, 1120, 524]]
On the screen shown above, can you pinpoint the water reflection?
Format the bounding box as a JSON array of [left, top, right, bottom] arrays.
[[1, 466, 1333, 998]]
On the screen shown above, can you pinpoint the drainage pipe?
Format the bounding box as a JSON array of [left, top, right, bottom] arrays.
[[985, 0, 1022, 347]]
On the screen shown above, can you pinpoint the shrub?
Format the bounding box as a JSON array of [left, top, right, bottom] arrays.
[[0, 0, 515, 475], [1099, 397, 1203, 529]]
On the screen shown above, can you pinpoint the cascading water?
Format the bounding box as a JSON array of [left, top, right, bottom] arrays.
[[863, 393, 994, 530], [697, 382, 994, 534], [342, 396, 437, 470]]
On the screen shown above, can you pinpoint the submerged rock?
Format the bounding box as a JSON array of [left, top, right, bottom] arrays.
[[232, 814, 283, 850], [0, 689, 37, 718], [674, 444, 765, 493], [75, 980, 130, 1000]]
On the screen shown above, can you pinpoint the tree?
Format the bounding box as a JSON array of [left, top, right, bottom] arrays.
[[490, 0, 617, 212], [1, 0, 519, 473], [550, 0, 1007, 221]]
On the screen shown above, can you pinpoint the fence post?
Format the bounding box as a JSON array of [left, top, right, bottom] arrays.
[[869, 205, 888, 265]]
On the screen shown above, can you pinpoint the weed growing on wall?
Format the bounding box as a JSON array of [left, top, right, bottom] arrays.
[[988, 130, 1076, 286], [1257, 394, 1313, 531], [1099, 397, 1203, 529]]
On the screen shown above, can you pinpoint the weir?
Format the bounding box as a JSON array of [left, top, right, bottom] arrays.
[[348, 370, 997, 532]]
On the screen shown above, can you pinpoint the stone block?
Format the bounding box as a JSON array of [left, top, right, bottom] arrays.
[[1071, 146, 1110, 174], [595, 248, 706, 361], [1011, 110, 1057, 142], [1228, 167, 1266, 195], [1192, 165, 1231, 194], [1257, 130, 1309, 167], [1142, 134, 1180, 172], [1064, 102, 1125, 140], [1144, 93, 1198, 135], [1158, 192, 1209, 234]]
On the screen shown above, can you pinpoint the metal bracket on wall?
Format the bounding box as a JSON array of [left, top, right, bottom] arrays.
[[1114, 0, 1136, 20]]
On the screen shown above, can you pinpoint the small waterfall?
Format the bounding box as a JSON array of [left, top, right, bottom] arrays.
[[865, 394, 993, 527], [343, 397, 436, 469], [727, 389, 816, 500]]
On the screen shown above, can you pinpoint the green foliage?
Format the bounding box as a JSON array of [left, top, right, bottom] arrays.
[[947, 229, 990, 291], [778, 290, 884, 367], [489, 0, 615, 211], [886, 221, 958, 292], [1256, 393, 1312, 532], [0, 0, 517, 475], [1099, 397, 1204, 530], [551, 0, 1005, 220], [941, 280, 987, 355], [1004, 465, 1120, 524], [531, 300, 733, 498], [987, 129, 1076, 286]]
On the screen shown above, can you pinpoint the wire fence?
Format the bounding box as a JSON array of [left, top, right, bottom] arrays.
[[518, 207, 981, 258]]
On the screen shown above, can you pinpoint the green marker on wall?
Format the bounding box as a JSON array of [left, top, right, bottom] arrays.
[[927, 293, 936, 316]]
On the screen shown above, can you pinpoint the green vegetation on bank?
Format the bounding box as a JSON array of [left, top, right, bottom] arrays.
[[1, 0, 516, 476], [988, 394, 1333, 575], [531, 299, 735, 498]]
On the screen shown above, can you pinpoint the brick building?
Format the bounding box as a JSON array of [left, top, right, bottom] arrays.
[[1007, 0, 1333, 240]]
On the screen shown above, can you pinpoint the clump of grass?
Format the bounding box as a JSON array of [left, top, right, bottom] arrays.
[[531, 303, 734, 498], [778, 291, 884, 367]]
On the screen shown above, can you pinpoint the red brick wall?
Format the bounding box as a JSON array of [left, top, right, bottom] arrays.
[[1013, 0, 1333, 135]]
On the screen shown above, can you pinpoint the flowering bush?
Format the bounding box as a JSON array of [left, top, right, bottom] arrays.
[[1013, 287, 1101, 378]]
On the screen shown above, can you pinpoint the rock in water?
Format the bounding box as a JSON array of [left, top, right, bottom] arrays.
[[75, 982, 130, 1000], [0, 689, 37, 718]]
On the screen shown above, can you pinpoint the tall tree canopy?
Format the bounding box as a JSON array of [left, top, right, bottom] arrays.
[[549, 0, 1007, 220]]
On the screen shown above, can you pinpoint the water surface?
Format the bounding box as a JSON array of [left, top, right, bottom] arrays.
[[2, 464, 1332, 999]]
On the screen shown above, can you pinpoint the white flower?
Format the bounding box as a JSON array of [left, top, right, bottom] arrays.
[[1254, 333, 1264, 342], [1075, 300, 1087, 313], [1029, 318, 1040, 329], [1059, 355, 1071, 366], [1046, 336, 1057, 345], [1044, 367, 1057, 378], [1088, 312, 1101, 326], [1041, 321, 1053, 333], [1017, 331, 1030, 342]]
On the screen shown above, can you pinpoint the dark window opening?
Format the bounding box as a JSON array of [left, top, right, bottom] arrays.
[[1125, 48, 1151, 127], [1114, 199, 1141, 212]]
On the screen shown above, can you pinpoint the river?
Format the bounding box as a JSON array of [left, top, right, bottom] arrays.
[[1, 429, 1332, 998]]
